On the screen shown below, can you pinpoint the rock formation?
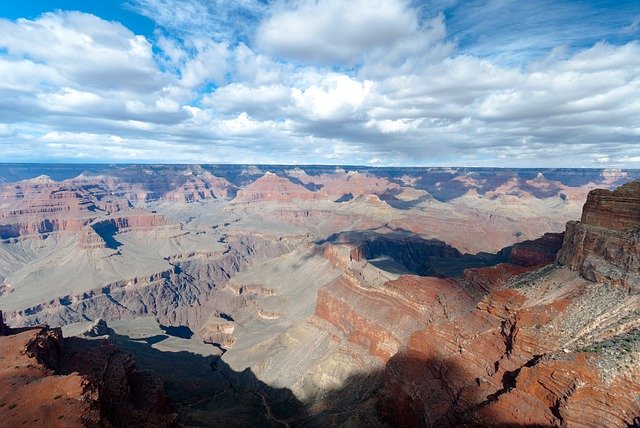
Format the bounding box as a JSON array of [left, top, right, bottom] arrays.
[[0, 325, 176, 426], [2, 165, 640, 426], [233, 172, 317, 203], [558, 180, 640, 289], [509, 232, 564, 267], [82, 318, 109, 337], [375, 180, 640, 427]]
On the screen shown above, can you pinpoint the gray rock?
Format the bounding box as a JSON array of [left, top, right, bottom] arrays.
[[83, 318, 109, 337]]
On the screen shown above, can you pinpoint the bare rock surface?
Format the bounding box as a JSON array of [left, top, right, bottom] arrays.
[[0, 324, 175, 427], [375, 181, 640, 427], [558, 180, 640, 289]]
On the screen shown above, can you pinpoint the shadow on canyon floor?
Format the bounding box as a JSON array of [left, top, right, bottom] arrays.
[[105, 330, 548, 427], [322, 228, 511, 278]]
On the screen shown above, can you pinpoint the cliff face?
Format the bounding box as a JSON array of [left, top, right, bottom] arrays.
[[351, 181, 640, 427], [558, 180, 640, 290], [0, 324, 175, 427], [509, 232, 564, 267]]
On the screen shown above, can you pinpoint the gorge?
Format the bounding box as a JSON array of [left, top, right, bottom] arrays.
[[0, 165, 639, 426]]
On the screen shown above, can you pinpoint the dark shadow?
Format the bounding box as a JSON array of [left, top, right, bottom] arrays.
[[282, 173, 325, 191], [102, 329, 550, 427], [91, 221, 122, 249], [378, 191, 435, 210], [373, 353, 553, 428], [109, 332, 307, 427], [334, 192, 354, 202], [322, 229, 511, 278], [5, 329, 177, 427], [159, 324, 194, 339]]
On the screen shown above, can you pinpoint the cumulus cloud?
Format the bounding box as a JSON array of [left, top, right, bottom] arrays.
[[0, 1, 638, 167], [256, 0, 418, 63], [0, 12, 164, 92]]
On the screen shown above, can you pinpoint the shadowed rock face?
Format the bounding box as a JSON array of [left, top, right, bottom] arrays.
[[558, 180, 640, 290], [509, 232, 564, 267], [0, 324, 176, 427]]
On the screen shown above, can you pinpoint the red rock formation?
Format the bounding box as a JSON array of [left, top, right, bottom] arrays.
[[293, 170, 402, 200], [558, 180, 640, 289], [234, 172, 317, 203], [0, 326, 176, 427], [509, 232, 564, 267], [376, 180, 640, 427], [91, 210, 169, 231], [314, 264, 523, 362], [163, 173, 236, 202], [234, 170, 406, 204], [0, 178, 170, 240], [580, 180, 640, 230]]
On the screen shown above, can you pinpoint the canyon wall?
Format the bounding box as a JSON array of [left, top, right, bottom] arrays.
[[376, 180, 640, 427], [558, 180, 640, 290]]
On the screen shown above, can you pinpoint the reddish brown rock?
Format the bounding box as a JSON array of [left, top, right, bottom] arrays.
[[163, 173, 236, 202], [234, 172, 317, 203], [315, 274, 476, 361], [580, 180, 640, 231], [558, 180, 640, 289], [509, 232, 564, 267], [376, 181, 640, 427], [0, 326, 176, 427]]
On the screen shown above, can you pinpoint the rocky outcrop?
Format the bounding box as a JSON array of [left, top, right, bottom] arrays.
[[509, 232, 564, 267], [234, 172, 317, 203], [558, 180, 640, 289], [378, 268, 640, 427], [376, 180, 640, 427], [77, 226, 107, 249], [4, 234, 293, 335], [579, 180, 640, 230], [0, 326, 175, 427], [162, 173, 237, 202], [82, 318, 109, 337]]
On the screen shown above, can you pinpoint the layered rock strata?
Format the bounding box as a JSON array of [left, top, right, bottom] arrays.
[[375, 181, 640, 427], [558, 180, 640, 289]]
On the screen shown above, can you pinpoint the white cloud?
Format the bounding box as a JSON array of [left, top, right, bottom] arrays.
[[0, 5, 638, 167], [0, 12, 164, 92], [256, 0, 419, 64], [0, 124, 16, 137]]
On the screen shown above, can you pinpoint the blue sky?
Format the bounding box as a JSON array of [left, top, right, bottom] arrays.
[[0, 0, 638, 166]]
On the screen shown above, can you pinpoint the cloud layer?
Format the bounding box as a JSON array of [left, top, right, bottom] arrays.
[[0, 0, 638, 166]]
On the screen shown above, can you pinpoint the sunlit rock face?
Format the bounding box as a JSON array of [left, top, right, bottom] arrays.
[[377, 181, 640, 427], [558, 180, 640, 290]]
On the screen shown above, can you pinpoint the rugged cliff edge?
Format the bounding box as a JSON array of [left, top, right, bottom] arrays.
[[558, 180, 640, 289], [0, 319, 176, 427], [376, 181, 640, 427]]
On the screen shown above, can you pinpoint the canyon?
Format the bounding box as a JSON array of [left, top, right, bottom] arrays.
[[0, 164, 639, 426]]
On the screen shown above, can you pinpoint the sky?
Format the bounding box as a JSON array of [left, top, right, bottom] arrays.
[[0, 0, 639, 167]]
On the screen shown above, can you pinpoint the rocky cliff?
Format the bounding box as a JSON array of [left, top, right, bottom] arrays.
[[375, 181, 640, 427], [0, 323, 175, 426], [558, 180, 640, 290]]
